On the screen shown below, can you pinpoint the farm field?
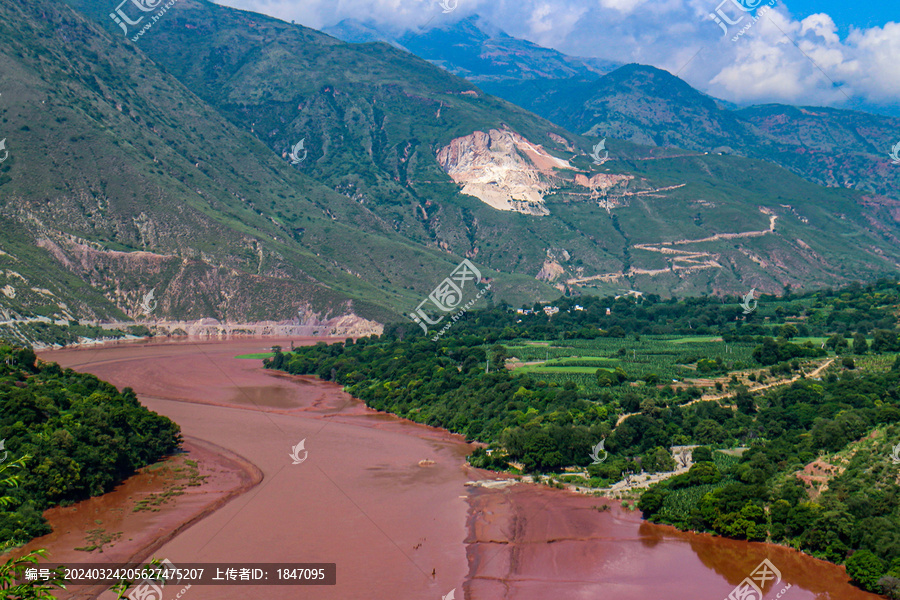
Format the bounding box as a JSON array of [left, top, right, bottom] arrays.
[[235, 352, 277, 360], [504, 335, 759, 389]]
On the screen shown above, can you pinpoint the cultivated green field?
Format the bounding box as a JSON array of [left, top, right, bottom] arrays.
[[235, 352, 276, 360], [504, 335, 758, 389], [514, 366, 604, 374]]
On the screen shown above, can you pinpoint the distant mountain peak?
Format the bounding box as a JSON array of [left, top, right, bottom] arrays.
[[324, 18, 402, 46], [445, 14, 510, 39], [325, 14, 620, 84]]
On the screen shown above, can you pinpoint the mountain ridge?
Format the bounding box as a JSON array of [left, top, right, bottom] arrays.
[[324, 15, 622, 83], [45, 1, 900, 294], [1, 0, 898, 345], [325, 16, 900, 209], [0, 0, 521, 344]]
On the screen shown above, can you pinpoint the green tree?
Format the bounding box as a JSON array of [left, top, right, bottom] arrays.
[[0, 456, 67, 599], [694, 420, 728, 445], [596, 367, 627, 387], [778, 324, 799, 339], [871, 331, 900, 353], [642, 447, 676, 473], [752, 338, 781, 365], [0, 549, 67, 600], [846, 550, 886, 592], [826, 334, 849, 352], [697, 359, 719, 373], [692, 447, 713, 463], [769, 499, 792, 541], [852, 333, 869, 355], [687, 462, 723, 485], [878, 576, 900, 600], [735, 390, 756, 414], [638, 487, 668, 514]]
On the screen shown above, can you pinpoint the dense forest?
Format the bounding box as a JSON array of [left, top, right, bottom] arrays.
[[0, 345, 181, 550], [267, 279, 900, 595], [636, 363, 900, 596]]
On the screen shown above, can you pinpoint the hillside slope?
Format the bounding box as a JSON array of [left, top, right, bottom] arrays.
[[486, 64, 756, 149], [1, 0, 555, 344], [485, 64, 900, 212], [339, 17, 898, 216], [2, 0, 898, 342]]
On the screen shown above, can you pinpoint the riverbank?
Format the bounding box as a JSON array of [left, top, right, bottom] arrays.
[[4, 438, 259, 600], [4, 315, 381, 351], [29, 338, 878, 600]]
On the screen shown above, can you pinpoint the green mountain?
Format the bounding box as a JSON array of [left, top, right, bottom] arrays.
[[334, 18, 899, 218], [736, 104, 900, 201], [0, 0, 533, 344], [480, 64, 900, 208], [80, 1, 900, 284], [484, 64, 754, 148], [1, 0, 899, 346]]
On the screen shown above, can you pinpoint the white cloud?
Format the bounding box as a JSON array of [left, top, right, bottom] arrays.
[[598, 0, 651, 14], [800, 13, 839, 45], [528, 3, 559, 36], [215, 0, 444, 30], [526, 2, 589, 45], [844, 22, 900, 101], [698, 5, 900, 108], [709, 39, 828, 102]]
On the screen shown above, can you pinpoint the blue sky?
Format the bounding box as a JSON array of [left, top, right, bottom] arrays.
[[215, 0, 900, 116], [783, 0, 891, 34]]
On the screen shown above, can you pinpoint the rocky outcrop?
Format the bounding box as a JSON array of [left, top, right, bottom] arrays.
[[13, 314, 382, 350], [436, 128, 634, 215], [537, 260, 565, 282], [436, 128, 567, 215], [536, 248, 571, 282], [574, 173, 633, 188], [0, 224, 384, 347], [137, 314, 383, 339]]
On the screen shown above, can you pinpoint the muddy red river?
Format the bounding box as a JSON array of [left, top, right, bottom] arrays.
[[35, 338, 876, 600]]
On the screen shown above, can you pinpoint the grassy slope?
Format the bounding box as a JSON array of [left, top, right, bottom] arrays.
[[483, 65, 900, 212], [94, 1, 899, 297], [2, 0, 897, 341], [0, 0, 550, 333]]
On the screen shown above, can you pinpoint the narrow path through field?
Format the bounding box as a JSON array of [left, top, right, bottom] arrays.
[[697, 358, 835, 404], [615, 358, 835, 426]]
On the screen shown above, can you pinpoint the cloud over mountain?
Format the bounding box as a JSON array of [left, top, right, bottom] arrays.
[[213, 0, 900, 115]]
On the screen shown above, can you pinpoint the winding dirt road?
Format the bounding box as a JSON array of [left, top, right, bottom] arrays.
[[616, 358, 836, 426]]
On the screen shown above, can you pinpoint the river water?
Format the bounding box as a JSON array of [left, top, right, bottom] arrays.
[[37, 338, 877, 600]]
